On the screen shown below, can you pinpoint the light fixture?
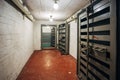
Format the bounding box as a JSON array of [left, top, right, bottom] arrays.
[[53, 0, 59, 10], [50, 18, 53, 22], [49, 15, 53, 22]]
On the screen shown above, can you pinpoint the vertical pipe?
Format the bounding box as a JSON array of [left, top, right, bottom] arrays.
[[86, 1, 93, 79], [117, 0, 120, 79], [55, 25, 57, 48], [41, 25, 43, 49], [58, 25, 59, 50], [65, 23, 67, 54], [110, 0, 117, 80], [65, 23, 69, 54], [86, 7, 90, 80], [67, 24, 70, 54], [77, 14, 80, 75]]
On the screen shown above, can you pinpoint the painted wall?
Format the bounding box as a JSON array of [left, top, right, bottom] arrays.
[[0, 0, 33, 80], [69, 20, 77, 59], [33, 20, 63, 50]]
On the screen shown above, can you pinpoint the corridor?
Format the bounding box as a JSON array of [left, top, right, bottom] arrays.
[[17, 49, 78, 80], [0, 0, 119, 80]]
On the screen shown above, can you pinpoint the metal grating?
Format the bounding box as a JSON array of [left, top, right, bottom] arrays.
[[77, 0, 116, 80], [58, 23, 69, 54]]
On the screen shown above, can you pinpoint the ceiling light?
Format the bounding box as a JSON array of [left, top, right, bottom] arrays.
[[54, 3, 58, 10], [53, 0, 59, 10], [49, 15, 53, 22], [50, 18, 53, 22]]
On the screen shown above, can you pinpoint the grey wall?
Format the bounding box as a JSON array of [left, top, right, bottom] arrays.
[[33, 20, 63, 50], [69, 20, 77, 59], [0, 0, 34, 80]]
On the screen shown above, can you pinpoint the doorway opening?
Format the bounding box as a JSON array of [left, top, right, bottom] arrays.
[[41, 25, 57, 49]]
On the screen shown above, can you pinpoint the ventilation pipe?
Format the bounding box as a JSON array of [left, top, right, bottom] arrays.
[[11, 0, 35, 21]]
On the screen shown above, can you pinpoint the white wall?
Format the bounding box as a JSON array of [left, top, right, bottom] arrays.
[[69, 20, 77, 59], [0, 0, 33, 80], [33, 20, 63, 50]]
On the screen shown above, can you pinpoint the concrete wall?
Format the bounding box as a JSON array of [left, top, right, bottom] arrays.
[[0, 0, 33, 80], [69, 20, 77, 59], [33, 20, 63, 50]]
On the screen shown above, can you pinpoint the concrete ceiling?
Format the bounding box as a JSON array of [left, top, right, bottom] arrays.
[[23, 0, 89, 21]]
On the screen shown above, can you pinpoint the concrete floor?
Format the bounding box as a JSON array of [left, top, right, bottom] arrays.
[[16, 49, 78, 80]]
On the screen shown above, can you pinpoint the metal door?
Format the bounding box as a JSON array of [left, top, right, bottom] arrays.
[[77, 0, 116, 80], [41, 25, 57, 49]]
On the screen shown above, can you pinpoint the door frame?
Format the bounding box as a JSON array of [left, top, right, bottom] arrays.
[[116, 0, 120, 80], [41, 24, 57, 49]]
